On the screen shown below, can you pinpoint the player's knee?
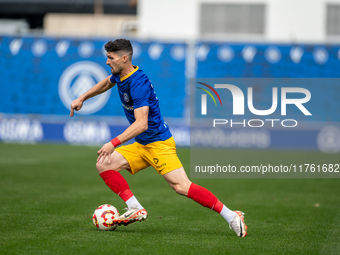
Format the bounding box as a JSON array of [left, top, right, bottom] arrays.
[[95, 156, 126, 173], [96, 161, 107, 174]]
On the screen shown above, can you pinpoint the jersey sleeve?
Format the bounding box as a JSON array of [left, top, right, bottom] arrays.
[[109, 75, 119, 84], [130, 79, 151, 109], [109, 75, 114, 83]]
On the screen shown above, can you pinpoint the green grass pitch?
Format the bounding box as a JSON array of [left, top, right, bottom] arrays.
[[0, 143, 339, 255]]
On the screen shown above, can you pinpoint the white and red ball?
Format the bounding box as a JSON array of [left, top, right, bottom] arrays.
[[92, 204, 120, 231]]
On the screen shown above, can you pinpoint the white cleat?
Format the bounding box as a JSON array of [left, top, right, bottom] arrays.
[[113, 208, 148, 226], [229, 211, 248, 237]]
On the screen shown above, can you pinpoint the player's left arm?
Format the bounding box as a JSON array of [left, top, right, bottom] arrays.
[[97, 106, 149, 164]]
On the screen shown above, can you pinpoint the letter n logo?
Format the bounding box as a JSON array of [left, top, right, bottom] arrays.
[[196, 82, 222, 115]]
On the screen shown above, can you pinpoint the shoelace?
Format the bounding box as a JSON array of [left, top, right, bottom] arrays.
[[122, 207, 140, 215]]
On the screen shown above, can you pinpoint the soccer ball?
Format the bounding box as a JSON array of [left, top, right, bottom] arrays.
[[92, 204, 120, 231]]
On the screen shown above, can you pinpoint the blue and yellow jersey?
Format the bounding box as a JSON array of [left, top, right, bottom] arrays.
[[110, 66, 172, 145]]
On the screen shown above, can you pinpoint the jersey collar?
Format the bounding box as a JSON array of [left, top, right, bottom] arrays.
[[120, 66, 139, 82]]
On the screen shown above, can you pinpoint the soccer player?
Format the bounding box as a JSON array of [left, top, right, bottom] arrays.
[[70, 39, 248, 237]]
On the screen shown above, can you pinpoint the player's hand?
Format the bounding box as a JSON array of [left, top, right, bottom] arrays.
[[70, 98, 84, 117], [97, 142, 115, 164]]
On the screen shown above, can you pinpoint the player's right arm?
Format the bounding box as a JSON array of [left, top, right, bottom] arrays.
[[70, 75, 115, 117]]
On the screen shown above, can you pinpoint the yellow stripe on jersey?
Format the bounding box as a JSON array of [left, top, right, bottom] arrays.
[[120, 66, 139, 82]]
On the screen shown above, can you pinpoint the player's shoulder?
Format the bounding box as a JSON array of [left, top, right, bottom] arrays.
[[131, 68, 151, 87], [134, 68, 149, 81]]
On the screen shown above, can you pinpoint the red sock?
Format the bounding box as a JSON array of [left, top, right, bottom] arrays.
[[99, 170, 133, 202], [187, 183, 224, 213]]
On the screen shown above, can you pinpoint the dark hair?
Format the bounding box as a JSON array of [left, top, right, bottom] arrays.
[[104, 39, 133, 60]]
